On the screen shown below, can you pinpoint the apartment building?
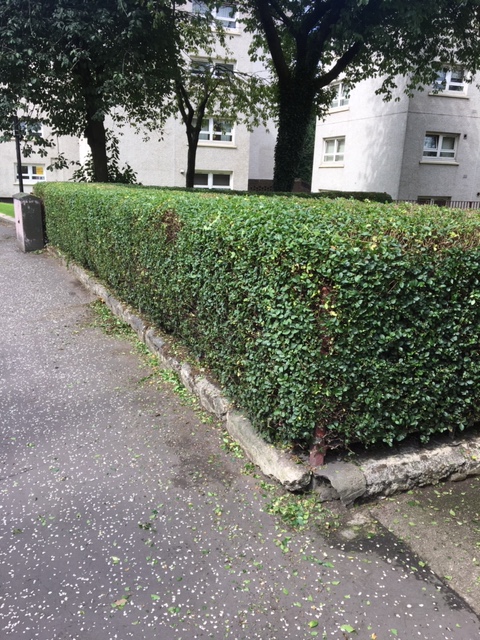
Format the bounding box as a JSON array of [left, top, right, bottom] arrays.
[[0, 3, 275, 198], [0, 125, 80, 198], [311, 70, 480, 205], [112, 2, 275, 191]]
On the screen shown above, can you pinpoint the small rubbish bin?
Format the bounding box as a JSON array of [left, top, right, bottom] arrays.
[[13, 193, 45, 252]]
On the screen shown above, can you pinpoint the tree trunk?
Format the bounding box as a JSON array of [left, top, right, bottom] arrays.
[[75, 61, 110, 183], [185, 131, 199, 188], [184, 109, 204, 188], [273, 80, 316, 192], [85, 116, 109, 183]]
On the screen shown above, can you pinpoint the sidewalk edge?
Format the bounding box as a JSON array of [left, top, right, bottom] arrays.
[[48, 247, 312, 493], [48, 246, 480, 505]]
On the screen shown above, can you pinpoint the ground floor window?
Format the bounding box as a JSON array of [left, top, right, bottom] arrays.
[[417, 196, 451, 206], [194, 172, 232, 189], [14, 164, 46, 182]]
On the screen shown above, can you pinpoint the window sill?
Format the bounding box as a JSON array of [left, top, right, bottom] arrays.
[[328, 105, 350, 114], [198, 142, 237, 149], [14, 180, 46, 185], [193, 186, 233, 191], [320, 162, 345, 168], [428, 91, 469, 99], [209, 25, 240, 36], [419, 160, 459, 166]]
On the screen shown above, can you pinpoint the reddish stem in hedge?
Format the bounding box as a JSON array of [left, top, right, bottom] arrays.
[[309, 425, 327, 467]]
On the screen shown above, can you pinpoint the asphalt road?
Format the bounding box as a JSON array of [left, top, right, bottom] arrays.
[[1, 217, 480, 640]]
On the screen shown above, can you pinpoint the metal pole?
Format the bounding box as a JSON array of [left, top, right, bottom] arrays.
[[13, 115, 24, 193]]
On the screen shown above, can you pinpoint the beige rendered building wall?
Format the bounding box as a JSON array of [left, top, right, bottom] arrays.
[[396, 80, 480, 202], [113, 6, 276, 190], [312, 72, 480, 204], [311, 76, 410, 198], [0, 129, 80, 198], [114, 115, 258, 190]]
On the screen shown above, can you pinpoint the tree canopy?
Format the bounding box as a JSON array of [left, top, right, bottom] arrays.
[[239, 0, 480, 191], [148, 1, 269, 187], [4, 0, 480, 191], [0, 0, 177, 181]]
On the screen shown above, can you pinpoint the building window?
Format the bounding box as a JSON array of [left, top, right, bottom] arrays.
[[417, 196, 451, 206], [214, 4, 236, 29], [192, 2, 237, 29], [423, 133, 457, 159], [199, 118, 233, 143], [322, 137, 345, 163], [18, 121, 43, 138], [191, 60, 235, 78], [330, 82, 350, 109], [194, 172, 232, 189], [434, 67, 466, 93], [14, 164, 45, 182]]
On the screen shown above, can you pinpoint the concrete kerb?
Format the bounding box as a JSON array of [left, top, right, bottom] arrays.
[[359, 437, 480, 497], [48, 247, 311, 493], [47, 246, 480, 504]]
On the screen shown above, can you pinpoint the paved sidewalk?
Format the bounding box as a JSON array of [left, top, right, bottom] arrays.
[[1, 218, 480, 640]]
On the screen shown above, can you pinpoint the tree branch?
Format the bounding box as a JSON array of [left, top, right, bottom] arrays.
[[266, 0, 292, 30], [315, 40, 364, 89], [301, 0, 340, 37], [302, 0, 350, 70], [254, 0, 290, 82], [175, 80, 194, 127]]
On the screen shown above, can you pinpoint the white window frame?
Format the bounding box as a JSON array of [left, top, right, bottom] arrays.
[[192, 2, 237, 30], [213, 4, 237, 29], [199, 117, 234, 144], [191, 59, 235, 78], [18, 121, 43, 138], [330, 82, 350, 110], [422, 133, 458, 161], [433, 67, 467, 95], [14, 163, 46, 183], [322, 137, 345, 165], [191, 59, 210, 76], [193, 172, 232, 189]]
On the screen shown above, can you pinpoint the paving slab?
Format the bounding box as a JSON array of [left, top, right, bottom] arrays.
[[2, 217, 480, 639], [367, 475, 480, 614]]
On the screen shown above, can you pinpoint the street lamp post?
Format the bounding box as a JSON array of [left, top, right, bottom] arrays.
[[13, 115, 24, 193]]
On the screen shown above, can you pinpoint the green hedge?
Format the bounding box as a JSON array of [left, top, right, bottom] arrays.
[[313, 190, 392, 203], [128, 184, 393, 203], [35, 182, 480, 448]]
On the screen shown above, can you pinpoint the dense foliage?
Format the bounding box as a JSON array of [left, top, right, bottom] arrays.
[[154, 3, 268, 188], [133, 185, 392, 202], [36, 182, 480, 448], [0, 0, 176, 181], [239, 0, 480, 191]]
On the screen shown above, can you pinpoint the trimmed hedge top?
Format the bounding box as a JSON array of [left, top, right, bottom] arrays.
[[35, 182, 480, 448], [131, 184, 393, 203]]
